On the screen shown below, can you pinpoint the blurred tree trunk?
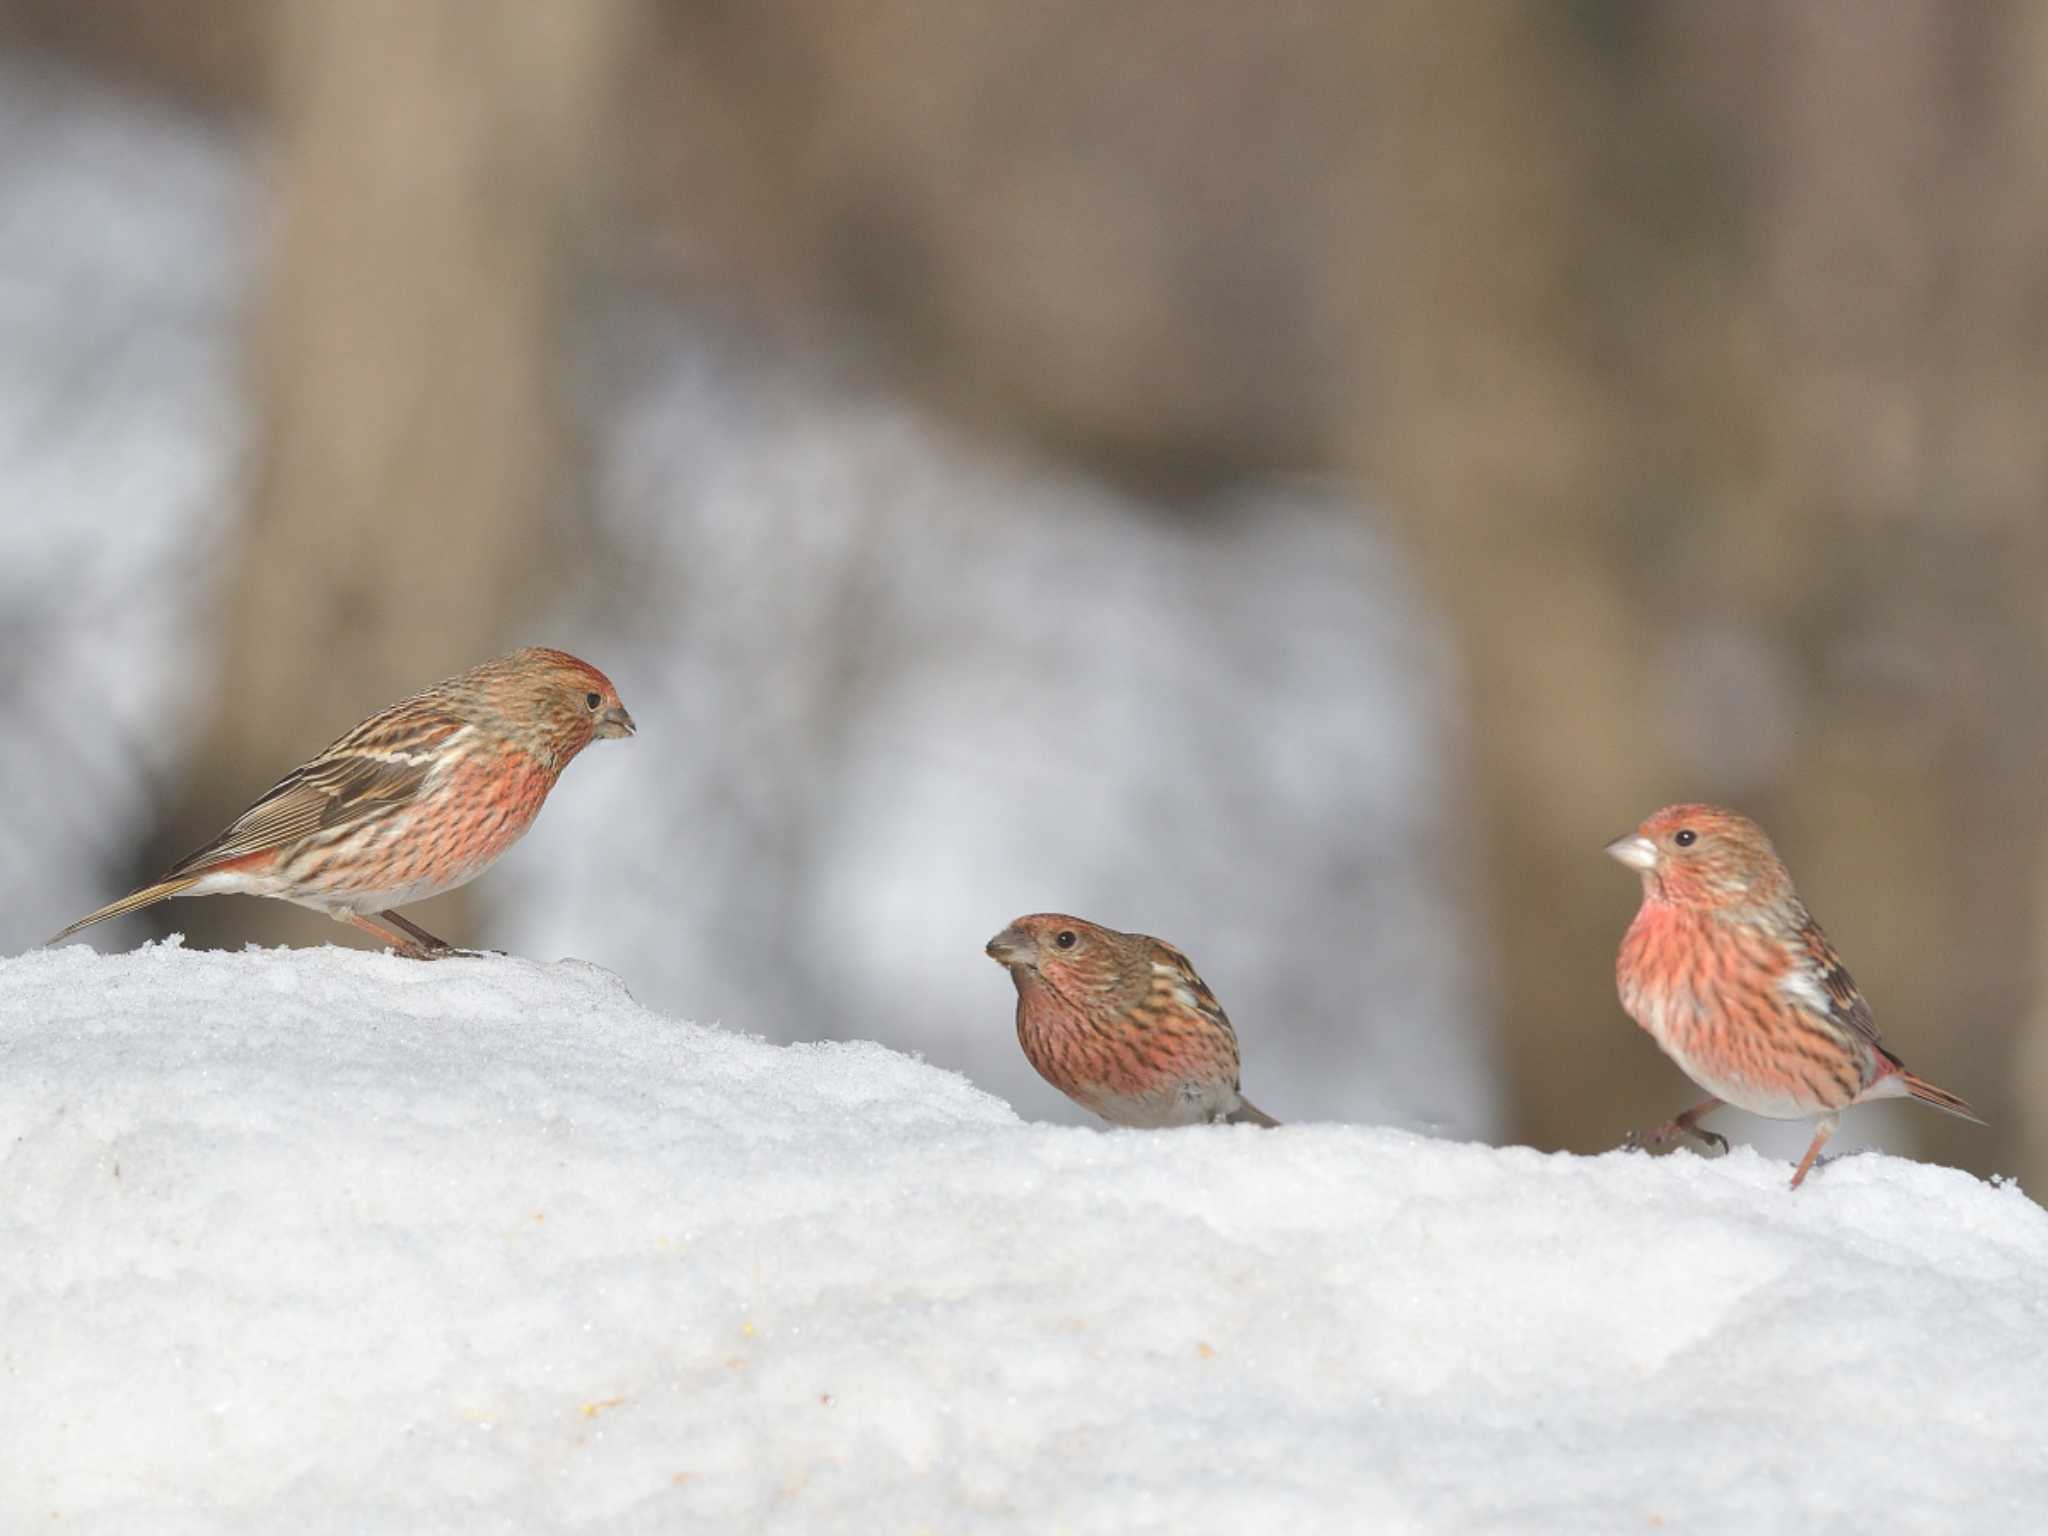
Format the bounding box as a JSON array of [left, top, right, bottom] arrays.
[[1737, 0, 2048, 1184], [143, 0, 633, 952], [1337, 2, 1685, 1156], [1341, 0, 2048, 1178], [1952, 3, 2048, 1188]]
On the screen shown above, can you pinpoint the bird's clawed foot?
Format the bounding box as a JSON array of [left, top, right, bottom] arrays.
[[1623, 1122, 1730, 1155], [349, 910, 489, 960], [393, 938, 508, 962], [391, 939, 507, 962], [1621, 1098, 1729, 1157], [365, 926, 453, 961]]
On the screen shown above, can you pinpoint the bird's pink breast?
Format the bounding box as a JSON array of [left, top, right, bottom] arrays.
[[274, 745, 559, 910], [1617, 900, 1863, 1116], [1015, 974, 1238, 1123]]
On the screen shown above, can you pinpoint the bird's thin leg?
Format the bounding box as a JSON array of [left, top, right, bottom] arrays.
[[380, 907, 506, 959], [343, 911, 449, 959], [1625, 1097, 1729, 1155], [1788, 1112, 1839, 1190], [376, 909, 457, 952]]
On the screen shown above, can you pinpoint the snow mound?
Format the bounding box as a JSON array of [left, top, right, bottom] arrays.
[[3, 945, 2045, 1533]]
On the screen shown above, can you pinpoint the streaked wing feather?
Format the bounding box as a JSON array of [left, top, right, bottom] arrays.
[[166, 713, 462, 875], [1794, 907, 1881, 1046], [1148, 942, 1240, 1045]]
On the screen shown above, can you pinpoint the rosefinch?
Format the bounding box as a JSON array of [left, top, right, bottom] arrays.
[[1608, 803, 1981, 1188], [985, 914, 1278, 1128], [49, 647, 635, 958]]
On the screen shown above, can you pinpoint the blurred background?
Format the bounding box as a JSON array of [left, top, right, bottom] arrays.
[[2, 1, 2043, 1187]]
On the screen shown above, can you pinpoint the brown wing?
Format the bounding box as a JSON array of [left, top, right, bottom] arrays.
[[165, 710, 465, 875], [1145, 941, 1243, 1047], [1793, 904, 1882, 1047]]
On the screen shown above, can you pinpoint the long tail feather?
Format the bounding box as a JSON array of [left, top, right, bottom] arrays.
[[1227, 1097, 1280, 1128], [46, 875, 204, 946], [1901, 1071, 1987, 1126]]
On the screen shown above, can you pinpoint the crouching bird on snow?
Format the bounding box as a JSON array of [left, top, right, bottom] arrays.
[[986, 914, 1278, 1128], [49, 647, 634, 959], [1607, 802, 1981, 1188]]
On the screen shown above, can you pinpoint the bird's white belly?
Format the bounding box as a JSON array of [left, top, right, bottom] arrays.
[[299, 870, 474, 915], [1089, 1081, 1237, 1128]]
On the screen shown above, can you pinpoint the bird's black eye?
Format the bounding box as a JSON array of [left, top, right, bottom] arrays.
[[585, 692, 603, 711], [1055, 930, 1078, 949], [1674, 829, 1697, 847]]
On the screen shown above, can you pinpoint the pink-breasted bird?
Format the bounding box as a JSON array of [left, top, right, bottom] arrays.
[[985, 914, 1278, 1128], [49, 647, 635, 958], [1607, 803, 1981, 1188]]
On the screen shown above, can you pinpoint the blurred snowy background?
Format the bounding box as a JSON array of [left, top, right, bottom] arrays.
[[4, 3, 2048, 1182], [0, 46, 1491, 1137]]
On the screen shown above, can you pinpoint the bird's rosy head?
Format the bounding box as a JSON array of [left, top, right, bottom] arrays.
[[481, 647, 636, 763], [1604, 802, 1791, 908], [986, 914, 1141, 1002]]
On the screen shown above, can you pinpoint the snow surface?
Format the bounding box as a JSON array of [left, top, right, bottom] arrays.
[[5, 944, 2045, 1534]]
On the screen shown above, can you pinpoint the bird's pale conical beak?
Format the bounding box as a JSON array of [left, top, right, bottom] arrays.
[[1604, 833, 1658, 871], [985, 928, 1030, 967], [600, 705, 637, 740]]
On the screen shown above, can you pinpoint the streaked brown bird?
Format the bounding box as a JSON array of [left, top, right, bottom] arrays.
[[50, 647, 635, 958], [986, 913, 1278, 1128], [1608, 802, 1981, 1188]]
